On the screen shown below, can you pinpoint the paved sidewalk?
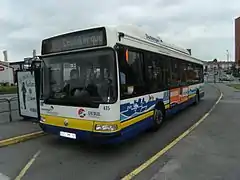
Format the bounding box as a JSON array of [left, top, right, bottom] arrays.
[[136, 83, 240, 180], [0, 120, 42, 141]]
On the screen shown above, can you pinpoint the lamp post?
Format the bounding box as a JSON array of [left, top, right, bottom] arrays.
[[3, 50, 11, 85], [226, 50, 230, 70]]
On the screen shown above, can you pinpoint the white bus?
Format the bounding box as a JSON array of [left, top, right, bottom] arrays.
[[39, 25, 204, 144]]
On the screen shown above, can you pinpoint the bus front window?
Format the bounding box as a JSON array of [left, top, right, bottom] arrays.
[[42, 49, 117, 107]]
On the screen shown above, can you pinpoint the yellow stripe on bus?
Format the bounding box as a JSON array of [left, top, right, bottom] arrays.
[[41, 115, 94, 131], [41, 105, 171, 133], [165, 104, 170, 109], [121, 110, 154, 129], [189, 94, 196, 99], [41, 111, 155, 133]]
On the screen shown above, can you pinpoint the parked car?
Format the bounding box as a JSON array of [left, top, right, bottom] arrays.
[[219, 75, 234, 81]]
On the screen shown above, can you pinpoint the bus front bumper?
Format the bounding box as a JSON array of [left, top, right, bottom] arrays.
[[39, 122, 123, 144]]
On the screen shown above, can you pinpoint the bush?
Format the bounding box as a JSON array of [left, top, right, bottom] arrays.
[[0, 86, 17, 94], [228, 84, 240, 90], [233, 72, 240, 78]]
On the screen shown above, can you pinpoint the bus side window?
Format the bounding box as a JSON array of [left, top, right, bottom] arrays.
[[144, 53, 169, 93], [118, 48, 145, 99], [145, 53, 159, 92], [169, 59, 181, 88], [179, 61, 188, 86]]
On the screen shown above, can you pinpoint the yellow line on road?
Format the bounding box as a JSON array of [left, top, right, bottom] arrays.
[[0, 131, 45, 148], [15, 150, 41, 180], [122, 92, 223, 180]]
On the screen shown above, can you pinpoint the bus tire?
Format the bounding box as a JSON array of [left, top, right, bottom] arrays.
[[152, 107, 164, 131], [194, 91, 200, 105]]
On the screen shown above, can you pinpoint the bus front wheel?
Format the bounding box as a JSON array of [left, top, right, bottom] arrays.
[[152, 108, 164, 131]]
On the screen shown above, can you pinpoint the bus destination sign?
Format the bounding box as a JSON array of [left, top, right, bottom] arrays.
[[41, 27, 107, 55]]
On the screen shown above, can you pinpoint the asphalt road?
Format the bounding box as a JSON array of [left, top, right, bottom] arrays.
[[136, 83, 240, 180], [0, 84, 220, 180]]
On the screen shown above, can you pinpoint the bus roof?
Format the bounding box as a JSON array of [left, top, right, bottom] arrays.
[[108, 24, 190, 54], [41, 24, 203, 65], [104, 24, 203, 65]]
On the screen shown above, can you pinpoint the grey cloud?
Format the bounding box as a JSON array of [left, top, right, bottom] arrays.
[[5, 38, 40, 60], [154, 0, 187, 8], [168, 7, 237, 26], [0, 0, 239, 61], [0, 19, 27, 35], [183, 36, 235, 60]]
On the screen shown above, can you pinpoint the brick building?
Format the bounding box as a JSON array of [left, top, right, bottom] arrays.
[[235, 17, 240, 66]]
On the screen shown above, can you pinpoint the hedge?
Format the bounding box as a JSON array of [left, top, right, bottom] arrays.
[[0, 86, 17, 94]]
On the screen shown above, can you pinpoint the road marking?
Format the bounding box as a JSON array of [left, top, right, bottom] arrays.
[[122, 92, 223, 180], [0, 173, 10, 180], [14, 150, 41, 180], [0, 131, 45, 148]]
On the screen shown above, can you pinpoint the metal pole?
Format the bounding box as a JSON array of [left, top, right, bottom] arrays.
[[7, 99, 12, 122], [3, 50, 11, 85], [8, 62, 11, 85], [226, 50, 229, 70], [213, 67, 216, 83]]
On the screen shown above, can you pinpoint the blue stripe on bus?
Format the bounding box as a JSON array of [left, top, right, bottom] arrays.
[[120, 97, 164, 121]]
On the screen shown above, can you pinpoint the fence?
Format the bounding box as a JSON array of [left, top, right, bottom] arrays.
[[0, 96, 22, 123]]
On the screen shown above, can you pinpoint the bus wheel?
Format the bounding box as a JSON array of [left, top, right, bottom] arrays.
[[152, 108, 164, 131]]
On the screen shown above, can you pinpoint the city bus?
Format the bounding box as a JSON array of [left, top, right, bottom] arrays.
[[39, 25, 204, 144]]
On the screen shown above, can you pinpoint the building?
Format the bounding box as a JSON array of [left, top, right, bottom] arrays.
[[10, 61, 25, 71], [203, 59, 234, 71], [0, 61, 14, 85], [235, 17, 240, 66]]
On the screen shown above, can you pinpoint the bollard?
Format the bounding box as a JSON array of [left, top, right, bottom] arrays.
[[7, 99, 12, 122], [9, 97, 18, 122], [0, 97, 18, 123]]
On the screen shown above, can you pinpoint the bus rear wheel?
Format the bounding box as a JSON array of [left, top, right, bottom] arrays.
[[152, 108, 164, 131]]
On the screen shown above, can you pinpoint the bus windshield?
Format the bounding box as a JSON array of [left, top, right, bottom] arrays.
[[41, 48, 117, 107]]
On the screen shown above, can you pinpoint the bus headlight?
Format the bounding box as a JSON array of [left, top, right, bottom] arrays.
[[95, 124, 118, 132]]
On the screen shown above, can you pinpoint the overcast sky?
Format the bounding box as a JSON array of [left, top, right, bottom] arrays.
[[0, 0, 239, 62]]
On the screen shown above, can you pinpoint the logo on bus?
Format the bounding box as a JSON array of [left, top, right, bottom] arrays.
[[78, 108, 86, 118], [0, 66, 4, 71], [64, 119, 69, 126]]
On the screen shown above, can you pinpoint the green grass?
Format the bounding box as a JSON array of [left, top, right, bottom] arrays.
[[0, 86, 17, 94], [228, 84, 240, 90]]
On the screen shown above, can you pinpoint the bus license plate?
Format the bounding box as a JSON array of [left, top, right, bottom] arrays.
[[60, 131, 76, 139]]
